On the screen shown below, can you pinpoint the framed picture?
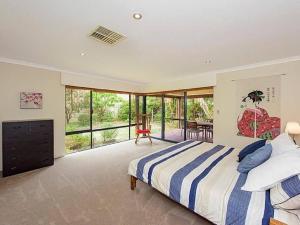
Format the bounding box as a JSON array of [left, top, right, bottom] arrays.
[[20, 92, 43, 109], [236, 75, 281, 140]]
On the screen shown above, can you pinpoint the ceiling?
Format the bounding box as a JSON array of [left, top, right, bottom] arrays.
[[0, 0, 299, 84]]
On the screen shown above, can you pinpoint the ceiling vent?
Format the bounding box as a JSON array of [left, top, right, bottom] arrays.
[[89, 26, 126, 45]]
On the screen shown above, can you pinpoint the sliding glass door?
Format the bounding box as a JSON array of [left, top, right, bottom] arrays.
[[146, 96, 162, 139], [164, 96, 185, 142], [142, 89, 214, 143]]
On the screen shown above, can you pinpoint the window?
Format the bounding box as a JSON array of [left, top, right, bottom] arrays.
[[65, 89, 91, 132], [65, 87, 135, 153], [65, 87, 214, 153], [65, 133, 91, 154], [93, 127, 130, 148], [164, 97, 184, 142], [92, 92, 129, 129], [146, 96, 162, 138], [142, 91, 213, 143]]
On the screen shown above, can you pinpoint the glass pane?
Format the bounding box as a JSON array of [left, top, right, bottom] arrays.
[[131, 95, 137, 124], [165, 97, 184, 142], [65, 88, 90, 132], [93, 127, 129, 147], [186, 96, 214, 142], [130, 125, 136, 139], [65, 133, 91, 154], [187, 97, 214, 122], [146, 96, 162, 138], [92, 92, 129, 129]]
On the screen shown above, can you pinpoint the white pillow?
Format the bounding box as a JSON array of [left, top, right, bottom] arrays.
[[242, 149, 300, 192], [270, 133, 297, 157]]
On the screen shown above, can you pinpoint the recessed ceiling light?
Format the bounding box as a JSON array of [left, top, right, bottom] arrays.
[[80, 52, 86, 56], [133, 13, 142, 20]]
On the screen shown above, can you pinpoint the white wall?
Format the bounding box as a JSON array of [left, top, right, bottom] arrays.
[[144, 72, 217, 92], [0, 62, 65, 170], [214, 60, 300, 148], [1, 58, 300, 171], [61, 72, 144, 93]]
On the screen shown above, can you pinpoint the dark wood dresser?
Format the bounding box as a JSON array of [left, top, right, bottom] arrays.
[[2, 120, 54, 177]]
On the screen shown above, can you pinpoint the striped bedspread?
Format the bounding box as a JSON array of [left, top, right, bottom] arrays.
[[128, 140, 300, 225]]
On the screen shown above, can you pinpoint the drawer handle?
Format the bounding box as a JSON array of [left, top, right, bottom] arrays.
[[11, 166, 17, 170]]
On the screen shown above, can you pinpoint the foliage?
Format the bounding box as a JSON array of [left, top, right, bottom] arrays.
[[66, 134, 90, 151], [101, 129, 118, 143], [187, 97, 213, 121], [118, 95, 137, 122], [92, 92, 123, 122], [65, 89, 89, 123], [118, 101, 129, 121], [65, 88, 214, 153], [78, 114, 90, 127], [187, 99, 200, 120], [165, 98, 178, 118], [130, 98, 137, 122], [147, 97, 162, 121]]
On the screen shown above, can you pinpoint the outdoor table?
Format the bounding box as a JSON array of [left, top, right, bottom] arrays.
[[197, 122, 213, 141]]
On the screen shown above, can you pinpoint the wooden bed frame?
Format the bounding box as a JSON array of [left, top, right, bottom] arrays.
[[130, 175, 287, 225], [130, 175, 137, 190]]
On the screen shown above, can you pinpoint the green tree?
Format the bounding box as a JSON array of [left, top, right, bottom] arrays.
[[118, 100, 129, 121], [187, 98, 213, 121], [65, 89, 89, 124], [165, 98, 177, 118], [92, 92, 123, 122], [147, 97, 161, 121], [101, 128, 118, 143]]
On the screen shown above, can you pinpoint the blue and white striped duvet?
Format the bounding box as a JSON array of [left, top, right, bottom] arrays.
[[271, 175, 300, 210], [128, 141, 300, 225]]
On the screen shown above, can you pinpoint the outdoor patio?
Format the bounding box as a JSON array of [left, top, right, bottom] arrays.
[[152, 128, 213, 143]]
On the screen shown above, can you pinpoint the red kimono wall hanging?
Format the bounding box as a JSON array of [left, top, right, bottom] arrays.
[[236, 75, 281, 140]]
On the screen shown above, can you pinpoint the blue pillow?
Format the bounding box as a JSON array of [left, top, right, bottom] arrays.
[[238, 139, 266, 162], [238, 144, 272, 174]]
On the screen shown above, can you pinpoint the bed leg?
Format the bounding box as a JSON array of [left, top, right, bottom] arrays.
[[269, 218, 287, 225], [130, 176, 137, 190]]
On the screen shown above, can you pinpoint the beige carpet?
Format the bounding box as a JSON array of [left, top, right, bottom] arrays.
[[0, 139, 212, 225]]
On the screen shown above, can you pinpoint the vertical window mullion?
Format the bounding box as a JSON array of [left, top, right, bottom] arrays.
[[129, 93, 132, 140], [161, 95, 165, 140], [90, 90, 93, 148], [184, 92, 187, 141]]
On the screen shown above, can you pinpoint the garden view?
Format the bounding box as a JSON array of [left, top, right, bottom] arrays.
[[65, 88, 213, 153]]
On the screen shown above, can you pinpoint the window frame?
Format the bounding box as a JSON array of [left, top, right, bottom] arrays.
[[65, 86, 136, 152]]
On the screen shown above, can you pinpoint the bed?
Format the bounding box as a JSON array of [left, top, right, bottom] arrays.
[[128, 140, 300, 225]]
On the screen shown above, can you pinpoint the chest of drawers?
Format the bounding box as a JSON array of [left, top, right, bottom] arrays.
[[2, 120, 54, 177]]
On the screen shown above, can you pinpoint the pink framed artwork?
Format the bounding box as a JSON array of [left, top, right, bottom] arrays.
[[20, 92, 43, 109]]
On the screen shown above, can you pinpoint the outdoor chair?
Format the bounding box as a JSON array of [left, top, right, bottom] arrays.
[[135, 114, 152, 144], [187, 121, 203, 140]]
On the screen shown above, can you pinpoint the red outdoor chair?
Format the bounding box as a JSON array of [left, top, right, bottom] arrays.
[[135, 114, 152, 144]]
